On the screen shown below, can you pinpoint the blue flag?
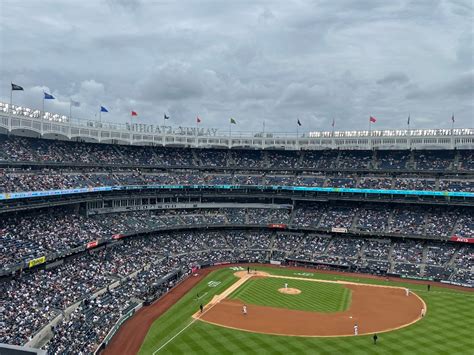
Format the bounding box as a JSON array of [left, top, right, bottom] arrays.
[[44, 92, 55, 100], [100, 106, 109, 113]]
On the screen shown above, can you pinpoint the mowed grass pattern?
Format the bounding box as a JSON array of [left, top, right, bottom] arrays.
[[139, 266, 474, 355], [229, 277, 351, 312]]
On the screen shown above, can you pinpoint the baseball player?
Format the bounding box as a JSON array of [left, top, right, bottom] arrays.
[[285, 283, 288, 289], [405, 288, 410, 296], [354, 323, 358, 336], [242, 304, 247, 315], [421, 308, 426, 317]]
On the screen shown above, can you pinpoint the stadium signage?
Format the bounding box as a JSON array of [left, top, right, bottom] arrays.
[[28, 256, 46, 268], [126, 123, 218, 136], [331, 227, 348, 233], [112, 233, 125, 240], [86, 240, 99, 249], [268, 223, 287, 229], [1, 185, 473, 201], [449, 236, 474, 243]]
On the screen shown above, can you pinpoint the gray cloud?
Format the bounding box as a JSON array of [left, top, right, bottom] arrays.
[[377, 73, 410, 86], [0, 0, 472, 132]]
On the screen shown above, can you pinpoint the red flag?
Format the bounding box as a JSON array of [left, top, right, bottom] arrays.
[[197, 116, 201, 123], [369, 116, 377, 123], [131, 111, 138, 116]]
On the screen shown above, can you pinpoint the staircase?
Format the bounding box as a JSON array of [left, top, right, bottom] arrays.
[[191, 150, 201, 166]]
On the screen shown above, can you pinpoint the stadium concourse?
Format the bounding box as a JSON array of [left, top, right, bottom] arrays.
[[0, 133, 473, 354]]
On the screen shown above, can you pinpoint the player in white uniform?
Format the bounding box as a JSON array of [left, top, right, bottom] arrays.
[[405, 288, 410, 296], [285, 283, 288, 289], [421, 308, 426, 317], [243, 305, 247, 315], [354, 324, 358, 336]]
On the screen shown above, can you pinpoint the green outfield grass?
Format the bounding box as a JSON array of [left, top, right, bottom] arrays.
[[229, 277, 351, 312], [138, 266, 474, 355]]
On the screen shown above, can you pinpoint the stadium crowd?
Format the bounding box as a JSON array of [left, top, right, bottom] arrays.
[[1, 227, 472, 351], [1, 135, 473, 172], [2, 205, 472, 269]]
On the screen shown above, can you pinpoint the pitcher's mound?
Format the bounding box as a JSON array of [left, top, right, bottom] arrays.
[[278, 288, 301, 295]]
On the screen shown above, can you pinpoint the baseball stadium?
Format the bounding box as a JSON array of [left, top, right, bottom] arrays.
[[0, 106, 473, 354], [1, 1, 473, 354]]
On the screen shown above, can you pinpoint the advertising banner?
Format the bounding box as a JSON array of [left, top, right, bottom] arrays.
[[86, 240, 99, 249], [268, 223, 287, 229], [450, 236, 474, 243], [331, 227, 348, 233], [28, 256, 46, 268]]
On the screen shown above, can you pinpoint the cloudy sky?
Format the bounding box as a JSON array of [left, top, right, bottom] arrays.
[[0, 0, 472, 133]]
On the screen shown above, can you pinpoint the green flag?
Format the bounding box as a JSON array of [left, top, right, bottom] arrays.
[[230, 118, 237, 124]]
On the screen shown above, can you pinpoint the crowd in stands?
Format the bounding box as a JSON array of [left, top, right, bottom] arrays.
[[2, 204, 472, 269], [1, 167, 473, 194], [0, 135, 473, 172], [1, 228, 472, 350]]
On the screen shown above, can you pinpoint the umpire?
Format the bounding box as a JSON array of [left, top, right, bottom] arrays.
[[373, 334, 378, 345]]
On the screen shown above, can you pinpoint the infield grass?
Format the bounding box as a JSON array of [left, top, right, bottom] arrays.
[[229, 277, 351, 312], [139, 265, 474, 355]]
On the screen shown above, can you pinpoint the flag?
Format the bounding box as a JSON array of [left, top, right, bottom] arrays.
[[164, 114, 170, 120], [197, 116, 201, 123], [297, 119, 302, 126], [100, 106, 108, 113], [11, 83, 24, 91], [71, 100, 80, 107], [332, 118, 335, 128], [407, 115, 410, 125], [369, 116, 377, 123], [230, 118, 236, 124], [131, 111, 138, 116], [451, 114, 455, 123], [44, 92, 55, 100]]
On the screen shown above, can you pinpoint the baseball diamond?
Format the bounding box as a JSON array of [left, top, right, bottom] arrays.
[[98, 264, 474, 355]]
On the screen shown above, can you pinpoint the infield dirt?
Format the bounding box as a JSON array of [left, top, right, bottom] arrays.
[[198, 272, 426, 337]]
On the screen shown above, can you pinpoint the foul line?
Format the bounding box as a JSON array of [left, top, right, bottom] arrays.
[[151, 309, 207, 355], [152, 273, 253, 354]]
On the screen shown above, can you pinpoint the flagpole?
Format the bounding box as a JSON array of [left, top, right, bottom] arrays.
[[69, 102, 72, 120], [451, 113, 454, 136], [162, 114, 166, 146], [369, 117, 372, 150], [296, 120, 299, 143], [9, 85, 13, 133], [42, 93, 45, 119]]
